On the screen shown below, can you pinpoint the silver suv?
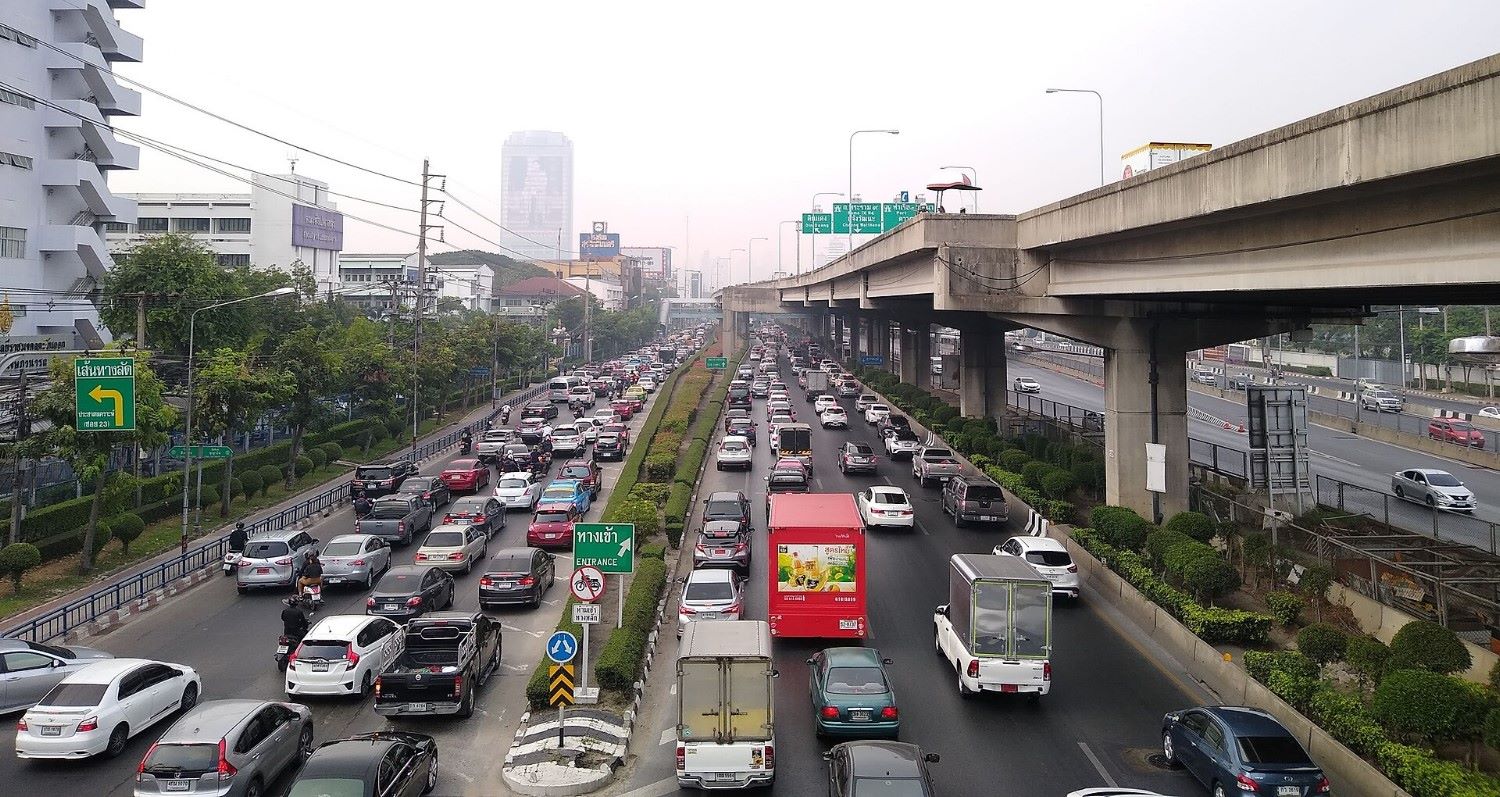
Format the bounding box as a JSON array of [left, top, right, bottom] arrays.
[[236, 530, 320, 594], [134, 699, 313, 797], [1361, 389, 1404, 413]]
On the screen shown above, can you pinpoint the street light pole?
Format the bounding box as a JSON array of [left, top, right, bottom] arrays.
[[179, 287, 296, 553], [810, 191, 844, 273], [848, 129, 900, 252], [747, 237, 767, 284], [939, 165, 978, 212], [1045, 88, 1105, 185]]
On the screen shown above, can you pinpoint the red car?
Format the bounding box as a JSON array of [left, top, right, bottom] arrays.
[[441, 458, 490, 493], [610, 400, 635, 420], [527, 506, 581, 548], [557, 459, 602, 496], [1429, 419, 1486, 448], [602, 422, 631, 446]]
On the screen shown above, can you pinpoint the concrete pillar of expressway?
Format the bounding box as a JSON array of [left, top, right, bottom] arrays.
[[723, 310, 742, 357], [913, 325, 932, 390], [958, 319, 1007, 423], [873, 316, 892, 371], [1102, 320, 1189, 522]]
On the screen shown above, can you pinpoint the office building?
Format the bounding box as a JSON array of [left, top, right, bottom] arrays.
[[0, 1, 143, 340], [500, 131, 573, 260]]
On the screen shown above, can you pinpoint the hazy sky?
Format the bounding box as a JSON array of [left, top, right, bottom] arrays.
[[107, 0, 1500, 285]]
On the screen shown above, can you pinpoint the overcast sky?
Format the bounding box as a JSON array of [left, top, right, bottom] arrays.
[[109, 0, 1500, 285]]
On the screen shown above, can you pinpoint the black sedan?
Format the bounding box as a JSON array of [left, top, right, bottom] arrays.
[[825, 740, 938, 796], [396, 475, 451, 510], [287, 731, 438, 797], [479, 547, 557, 609], [366, 565, 455, 621], [443, 495, 505, 538], [521, 401, 558, 420]]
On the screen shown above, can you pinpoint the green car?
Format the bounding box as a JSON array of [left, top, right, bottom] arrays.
[[807, 647, 900, 738]]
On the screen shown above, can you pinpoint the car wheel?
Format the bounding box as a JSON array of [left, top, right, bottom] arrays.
[[457, 686, 474, 718], [1394, 486, 1404, 499], [179, 683, 199, 713], [103, 723, 130, 758], [443, 587, 455, 609], [297, 723, 314, 761], [243, 778, 263, 797], [360, 672, 374, 698], [957, 666, 975, 698], [237, 586, 248, 595], [424, 756, 439, 795], [1162, 731, 1177, 765], [1426, 495, 1436, 508]]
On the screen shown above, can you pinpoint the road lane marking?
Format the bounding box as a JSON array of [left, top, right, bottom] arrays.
[[501, 624, 544, 638], [669, 683, 677, 695], [1078, 741, 1118, 787], [615, 777, 682, 797], [659, 728, 675, 746]]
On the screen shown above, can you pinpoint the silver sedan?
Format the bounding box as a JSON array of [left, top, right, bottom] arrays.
[[318, 534, 392, 589], [1392, 468, 1477, 513], [0, 639, 112, 713]]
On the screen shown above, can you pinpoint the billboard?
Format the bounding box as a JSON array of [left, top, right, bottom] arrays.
[[579, 232, 621, 259], [776, 543, 857, 593], [621, 246, 671, 280], [291, 203, 344, 251]]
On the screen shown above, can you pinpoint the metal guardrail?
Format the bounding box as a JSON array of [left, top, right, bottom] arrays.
[[1316, 473, 1500, 554], [2, 383, 549, 643]]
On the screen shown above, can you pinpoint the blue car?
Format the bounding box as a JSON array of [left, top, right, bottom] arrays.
[[1162, 705, 1329, 797], [538, 479, 591, 515]]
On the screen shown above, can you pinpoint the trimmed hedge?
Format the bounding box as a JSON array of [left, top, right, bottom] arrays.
[[1389, 620, 1472, 676], [1164, 511, 1215, 543], [1090, 505, 1154, 552], [1265, 589, 1305, 626], [594, 556, 668, 690]]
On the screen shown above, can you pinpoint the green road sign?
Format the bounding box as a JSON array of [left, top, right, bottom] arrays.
[[882, 202, 934, 229], [832, 203, 884, 234], [74, 357, 135, 431], [169, 445, 233, 459], [573, 523, 635, 574], [705, 357, 727, 370], [800, 212, 832, 234]]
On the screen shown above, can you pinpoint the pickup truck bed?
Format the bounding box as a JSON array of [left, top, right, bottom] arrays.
[[913, 447, 962, 487], [374, 612, 501, 717], [356, 497, 433, 546]]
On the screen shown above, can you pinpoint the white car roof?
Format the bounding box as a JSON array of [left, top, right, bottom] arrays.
[[1006, 535, 1068, 553], [686, 568, 735, 584], [497, 471, 534, 480], [721, 435, 750, 445], [57, 658, 168, 683], [1405, 468, 1456, 477], [306, 615, 381, 641]]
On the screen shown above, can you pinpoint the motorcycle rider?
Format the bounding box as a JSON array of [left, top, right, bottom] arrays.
[[298, 552, 324, 601], [500, 403, 512, 424], [281, 595, 310, 640], [352, 489, 373, 518], [460, 427, 473, 454], [228, 521, 248, 554]]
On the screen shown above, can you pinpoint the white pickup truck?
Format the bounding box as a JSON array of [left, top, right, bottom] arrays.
[[934, 553, 1053, 701]]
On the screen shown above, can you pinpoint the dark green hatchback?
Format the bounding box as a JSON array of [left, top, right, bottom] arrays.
[[807, 647, 899, 738]]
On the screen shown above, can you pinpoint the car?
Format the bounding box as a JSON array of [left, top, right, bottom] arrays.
[[351, 460, 415, 499], [479, 547, 557, 609], [750, 380, 771, 398], [765, 463, 811, 513], [863, 404, 891, 424], [595, 432, 626, 461], [824, 740, 939, 797], [1228, 374, 1253, 390], [941, 475, 1008, 526], [727, 417, 758, 446], [499, 443, 537, 474], [567, 386, 596, 408], [838, 442, 877, 475], [702, 490, 752, 534], [1429, 418, 1486, 448], [527, 506, 581, 548], [724, 408, 753, 431], [319, 534, 392, 589], [1481, 407, 1500, 420], [517, 417, 552, 444], [716, 435, 754, 470], [16, 658, 201, 760], [1162, 705, 1329, 797], [610, 399, 636, 420], [994, 536, 1079, 599], [880, 414, 912, 435], [286, 731, 438, 797], [439, 458, 489, 494], [414, 523, 488, 574], [1392, 468, 1476, 512], [768, 413, 796, 434], [623, 386, 647, 407], [550, 424, 585, 456], [820, 407, 849, 428], [1064, 791, 1177, 797], [676, 568, 745, 636], [592, 408, 622, 426], [236, 530, 320, 594], [692, 520, 752, 573], [557, 459, 603, 496], [538, 479, 591, 515], [808, 647, 899, 738], [768, 399, 796, 421], [1012, 376, 1041, 393], [572, 417, 599, 444], [395, 475, 450, 510], [856, 486, 915, 529], [442, 495, 505, 537], [1360, 388, 1405, 412], [813, 395, 839, 414], [521, 401, 558, 420], [837, 381, 860, 397], [1192, 369, 1218, 385], [770, 381, 789, 394], [474, 428, 516, 463], [494, 471, 543, 512], [0, 639, 112, 713], [365, 565, 455, 621], [638, 376, 658, 394], [600, 422, 631, 445], [885, 428, 922, 460], [133, 699, 314, 797], [854, 394, 879, 414]]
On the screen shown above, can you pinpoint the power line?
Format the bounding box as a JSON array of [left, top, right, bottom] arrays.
[[439, 189, 581, 258]]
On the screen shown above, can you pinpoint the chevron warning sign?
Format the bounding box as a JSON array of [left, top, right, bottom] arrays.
[[549, 664, 575, 707]]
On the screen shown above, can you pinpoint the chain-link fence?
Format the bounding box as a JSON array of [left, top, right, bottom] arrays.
[[1316, 474, 1500, 553]]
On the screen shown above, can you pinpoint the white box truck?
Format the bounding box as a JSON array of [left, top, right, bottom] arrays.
[[676, 620, 777, 789], [803, 368, 831, 401], [1120, 141, 1211, 180], [933, 553, 1053, 700]]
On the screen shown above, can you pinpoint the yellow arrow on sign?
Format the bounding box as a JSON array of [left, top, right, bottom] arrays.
[[89, 384, 125, 427]]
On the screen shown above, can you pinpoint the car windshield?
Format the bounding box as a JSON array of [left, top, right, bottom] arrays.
[[244, 541, 290, 558], [287, 778, 365, 797], [141, 743, 219, 774], [1024, 550, 1073, 567], [706, 500, 742, 517], [452, 498, 487, 512], [847, 444, 872, 455], [376, 572, 419, 591], [497, 478, 530, 490], [894, 430, 920, 442], [923, 449, 953, 458], [1426, 472, 1463, 487], [554, 426, 577, 435], [825, 666, 888, 695], [355, 466, 394, 480], [1237, 734, 1313, 765], [423, 531, 465, 548], [851, 777, 927, 796], [37, 682, 107, 707], [729, 421, 753, 431], [872, 490, 906, 506], [770, 473, 806, 485], [401, 477, 436, 490], [685, 580, 736, 601], [535, 511, 571, 524], [322, 541, 365, 557], [1370, 390, 1396, 398], [1451, 422, 1476, 432], [598, 435, 620, 444]]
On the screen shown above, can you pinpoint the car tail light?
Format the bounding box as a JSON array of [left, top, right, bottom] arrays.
[[1043, 661, 1052, 681], [346, 645, 360, 667], [407, 596, 423, 607], [398, 521, 406, 533], [450, 553, 466, 560], [519, 576, 536, 586], [77, 716, 98, 732], [480, 576, 493, 587], [880, 706, 898, 720], [735, 541, 748, 551], [1067, 563, 1078, 573], [694, 543, 707, 553], [820, 706, 840, 719], [217, 737, 237, 781], [966, 659, 979, 678], [452, 674, 463, 699], [679, 604, 697, 615], [288, 644, 301, 664], [15, 718, 27, 732], [1235, 773, 1258, 792], [351, 559, 366, 567], [675, 745, 685, 771], [763, 744, 774, 770], [137, 741, 157, 777], [274, 557, 292, 566], [415, 552, 428, 561], [726, 600, 742, 613], [366, 597, 376, 608], [374, 677, 382, 697], [1315, 776, 1331, 793]]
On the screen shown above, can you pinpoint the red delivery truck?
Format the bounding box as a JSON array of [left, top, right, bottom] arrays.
[[767, 493, 866, 638]]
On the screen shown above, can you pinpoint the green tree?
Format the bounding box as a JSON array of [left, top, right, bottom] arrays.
[[102, 234, 234, 357], [193, 347, 293, 516], [1389, 620, 1473, 676], [275, 328, 337, 489], [20, 351, 175, 573]]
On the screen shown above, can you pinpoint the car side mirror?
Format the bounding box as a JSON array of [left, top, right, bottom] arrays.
[[935, 604, 949, 617], [882, 657, 894, 666], [923, 753, 941, 764], [310, 538, 320, 546]]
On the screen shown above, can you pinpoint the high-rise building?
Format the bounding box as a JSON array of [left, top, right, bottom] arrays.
[[500, 131, 573, 261], [0, 2, 143, 341]]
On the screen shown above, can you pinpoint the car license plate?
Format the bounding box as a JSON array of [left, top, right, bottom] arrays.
[[885, 511, 901, 516], [981, 515, 997, 521], [408, 702, 429, 712], [39, 725, 61, 736], [495, 581, 515, 589], [713, 549, 729, 556], [255, 567, 270, 574], [366, 481, 379, 488], [385, 604, 399, 611], [839, 619, 859, 630], [850, 710, 871, 722], [163, 781, 191, 792], [276, 644, 289, 654], [698, 612, 720, 620], [1001, 684, 1018, 693], [1277, 789, 1299, 797], [312, 662, 329, 672]]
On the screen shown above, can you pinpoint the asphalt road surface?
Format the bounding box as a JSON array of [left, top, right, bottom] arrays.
[[606, 350, 1212, 796]]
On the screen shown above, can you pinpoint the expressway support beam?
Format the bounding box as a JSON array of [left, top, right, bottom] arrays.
[[1103, 319, 1188, 522], [900, 322, 931, 387], [873, 316, 892, 371], [958, 319, 1007, 423], [723, 309, 743, 357]]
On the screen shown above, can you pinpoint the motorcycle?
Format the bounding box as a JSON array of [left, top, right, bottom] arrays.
[[275, 633, 299, 671], [301, 582, 323, 611], [222, 550, 242, 576], [460, 436, 473, 455]]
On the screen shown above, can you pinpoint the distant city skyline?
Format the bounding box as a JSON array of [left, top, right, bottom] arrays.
[[500, 131, 573, 261]]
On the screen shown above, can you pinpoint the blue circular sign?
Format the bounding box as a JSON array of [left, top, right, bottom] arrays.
[[546, 630, 578, 664]]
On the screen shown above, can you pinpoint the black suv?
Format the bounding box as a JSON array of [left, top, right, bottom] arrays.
[[764, 465, 811, 515], [702, 490, 752, 534], [595, 432, 626, 461], [727, 381, 752, 409], [352, 460, 416, 498], [521, 402, 558, 420]]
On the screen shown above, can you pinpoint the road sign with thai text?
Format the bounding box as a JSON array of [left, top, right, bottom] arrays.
[[832, 203, 884, 234], [801, 212, 833, 234], [74, 357, 135, 431], [169, 445, 233, 459], [572, 523, 635, 574], [705, 357, 727, 370]]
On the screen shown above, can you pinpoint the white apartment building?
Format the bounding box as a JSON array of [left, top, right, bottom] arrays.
[[107, 173, 344, 292], [428, 261, 494, 311], [337, 253, 431, 314], [564, 276, 624, 311], [0, 1, 143, 341]]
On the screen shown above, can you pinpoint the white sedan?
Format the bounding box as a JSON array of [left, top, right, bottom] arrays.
[[494, 471, 543, 511], [1481, 407, 1500, 420], [820, 407, 849, 428], [573, 417, 599, 443], [856, 486, 915, 529], [16, 658, 201, 760], [863, 404, 892, 424], [813, 395, 839, 414]]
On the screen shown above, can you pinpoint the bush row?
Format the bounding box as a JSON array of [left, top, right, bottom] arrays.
[[1143, 526, 1240, 603], [594, 552, 669, 691]]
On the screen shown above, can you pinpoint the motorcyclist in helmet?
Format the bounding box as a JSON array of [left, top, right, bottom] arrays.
[[228, 521, 248, 554], [281, 596, 310, 640], [352, 489, 373, 518]]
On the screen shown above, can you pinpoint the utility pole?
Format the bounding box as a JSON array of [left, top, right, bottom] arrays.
[[584, 262, 593, 364], [8, 369, 28, 546], [412, 158, 444, 453], [491, 313, 500, 408]]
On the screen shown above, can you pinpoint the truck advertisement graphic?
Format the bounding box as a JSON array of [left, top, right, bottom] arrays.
[[776, 543, 857, 593]]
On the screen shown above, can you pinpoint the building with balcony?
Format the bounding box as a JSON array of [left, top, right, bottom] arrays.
[[0, 1, 144, 340], [336, 253, 435, 315]]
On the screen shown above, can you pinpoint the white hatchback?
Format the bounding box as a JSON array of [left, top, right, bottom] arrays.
[[573, 417, 599, 442], [820, 407, 849, 428], [856, 486, 915, 529], [494, 471, 543, 512], [863, 404, 892, 424], [813, 395, 839, 414], [285, 615, 404, 698], [994, 536, 1080, 599], [16, 658, 201, 760]]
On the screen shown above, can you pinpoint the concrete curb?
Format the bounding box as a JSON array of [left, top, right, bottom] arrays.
[[75, 567, 216, 641], [500, 707, 629, 797]]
